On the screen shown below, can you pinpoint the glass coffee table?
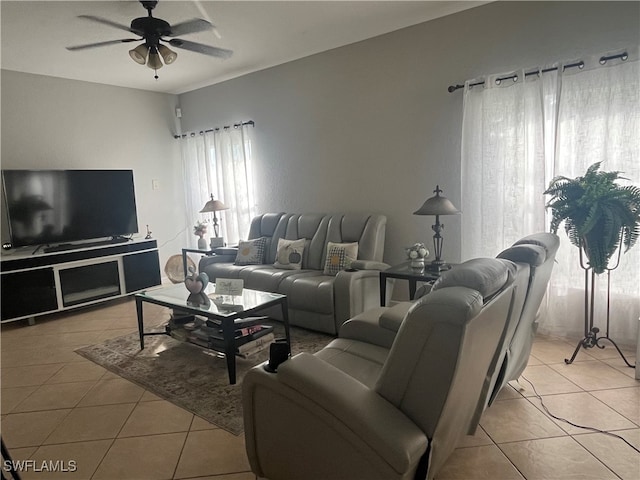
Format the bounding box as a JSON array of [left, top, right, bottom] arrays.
[[135, 283, 290, 384]]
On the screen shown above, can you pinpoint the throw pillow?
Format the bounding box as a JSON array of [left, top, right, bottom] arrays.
[[273, 238, 306, 270], [234, 237, 267, 265], [323, 242, 358, 276]]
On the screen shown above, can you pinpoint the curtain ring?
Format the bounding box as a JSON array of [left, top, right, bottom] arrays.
[[599, 57, 607, 65]]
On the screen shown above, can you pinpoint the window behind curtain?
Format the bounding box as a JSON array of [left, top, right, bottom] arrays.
[[461, 52, 639, 342], [181, 124, 257, 247]]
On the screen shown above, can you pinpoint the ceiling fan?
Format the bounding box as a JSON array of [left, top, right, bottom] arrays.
[[66, 0, 233, 79]]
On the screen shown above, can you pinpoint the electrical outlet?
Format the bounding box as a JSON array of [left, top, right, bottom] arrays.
[[152, 179, 160, 190]]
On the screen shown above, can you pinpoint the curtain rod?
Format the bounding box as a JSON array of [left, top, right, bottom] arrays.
[[447, 52, 629, 93], [174, 120, 255, 139]]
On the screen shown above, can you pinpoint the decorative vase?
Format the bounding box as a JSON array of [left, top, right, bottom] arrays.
[[410, 258, 425, 269], [406, 243, 429, 270], [197, 236, 207, 250]]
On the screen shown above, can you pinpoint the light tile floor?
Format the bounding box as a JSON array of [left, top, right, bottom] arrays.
[[1, 299, 638, 479]]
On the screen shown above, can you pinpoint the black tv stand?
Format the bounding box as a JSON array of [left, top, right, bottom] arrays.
[[43, 237, 130, 253], [1, 238, 161, 323]]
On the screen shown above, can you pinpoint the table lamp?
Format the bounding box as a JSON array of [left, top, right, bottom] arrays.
[[199, 194, 229, 248], [413, 185, 460, 270]]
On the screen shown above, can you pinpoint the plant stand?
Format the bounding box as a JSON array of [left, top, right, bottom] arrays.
[[565, 248, 635, 368]]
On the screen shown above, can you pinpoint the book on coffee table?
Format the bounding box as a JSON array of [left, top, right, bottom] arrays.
[[205, 315, 269, 329], [187, 324, 275, 352], [236, 333, 275, 358]]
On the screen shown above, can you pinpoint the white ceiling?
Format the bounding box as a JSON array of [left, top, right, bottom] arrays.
[[1, 1, 485, 95]]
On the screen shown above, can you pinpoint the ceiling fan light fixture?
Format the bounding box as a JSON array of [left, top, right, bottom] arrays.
[[158, 44, 177, 65], [68, 1, 233, 81], [129, 43, 148, 65], [146, 47, 163, 70]]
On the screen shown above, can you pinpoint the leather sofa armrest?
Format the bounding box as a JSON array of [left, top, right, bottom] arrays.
[[333, 269, 384, 329], [351, 259, 391, 271], [243, 353, 427, 476], [212, 247, 238, 256], [339, 307, 398, 349], [199, 254, 236, 272], [379, 301, 414, 332], [339, 302, 413, 349]]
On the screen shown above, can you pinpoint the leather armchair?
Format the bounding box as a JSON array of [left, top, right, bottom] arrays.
[[337, 234, 560, 432], [242, 258, 519, 480]]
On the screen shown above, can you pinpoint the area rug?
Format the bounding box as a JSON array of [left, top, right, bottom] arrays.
[[75, 321, 333, 435]]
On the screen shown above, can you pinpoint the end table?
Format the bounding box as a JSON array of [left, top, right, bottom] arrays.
[[380, 261, 447, 306]]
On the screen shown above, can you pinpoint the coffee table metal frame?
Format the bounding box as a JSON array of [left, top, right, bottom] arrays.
[[135, 283, 290, 385]]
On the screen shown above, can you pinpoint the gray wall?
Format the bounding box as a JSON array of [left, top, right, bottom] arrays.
[[178, 1, 639, 266], [0, 71, 185, 271]]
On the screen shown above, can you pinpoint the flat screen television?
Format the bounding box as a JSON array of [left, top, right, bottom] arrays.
[[2, 169, 139, 249]]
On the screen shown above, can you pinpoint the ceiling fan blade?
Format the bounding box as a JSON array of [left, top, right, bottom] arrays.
[[193, 0, 222, 39], [66, 39, 139, 51], [167, 18, 213, 37], [77, 15, 133, 33], [168, 39, 233, 59]]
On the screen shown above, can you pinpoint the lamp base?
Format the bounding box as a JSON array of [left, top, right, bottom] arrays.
[[425, 261, 452, 273]]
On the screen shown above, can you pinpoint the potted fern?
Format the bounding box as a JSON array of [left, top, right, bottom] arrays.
[[544, 162, 640, 274]]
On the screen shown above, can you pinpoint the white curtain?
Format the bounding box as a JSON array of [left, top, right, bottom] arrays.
[[461, 51, 639, 344], [181, 124, 257, 246]]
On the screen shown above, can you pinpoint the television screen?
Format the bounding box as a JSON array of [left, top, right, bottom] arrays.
[[2, 170, 139, 248]]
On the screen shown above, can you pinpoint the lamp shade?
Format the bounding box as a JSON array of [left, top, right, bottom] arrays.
[[158, 44, 177, 65], [129, 43, 148, 65], [413, 185, 460, 216], [200, 194, 228, 213], [146, 47, 163, 70]]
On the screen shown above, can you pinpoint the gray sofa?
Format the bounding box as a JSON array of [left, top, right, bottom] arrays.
[[199, 212, 389, 334]]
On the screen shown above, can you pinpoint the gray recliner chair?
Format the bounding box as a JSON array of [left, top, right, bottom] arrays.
[[325, 232, 560, 432], [242, 258, 520, 480]]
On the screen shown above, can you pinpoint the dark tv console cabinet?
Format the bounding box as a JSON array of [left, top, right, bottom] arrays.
[[0, 239, 161, 324]]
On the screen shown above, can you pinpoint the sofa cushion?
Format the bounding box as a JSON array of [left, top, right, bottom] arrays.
[[315, 338, 389, 388], [279, 273, 335, 314], [323, 242, 358, 276], [275, 214, 328, 268], [431, 258, 510, 301], [243, 267, 317, 293], [274, 238, 306, 270], [235, 237, 267, 265]]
